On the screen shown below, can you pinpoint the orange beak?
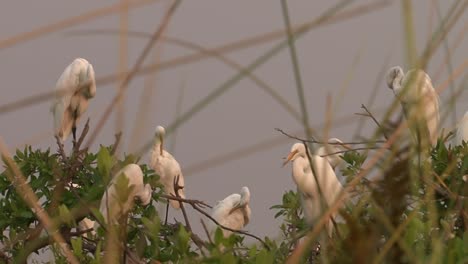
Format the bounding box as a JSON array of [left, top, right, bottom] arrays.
[[282, 149, 298, 167]]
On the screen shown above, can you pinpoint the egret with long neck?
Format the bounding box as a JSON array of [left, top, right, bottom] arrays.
[[150, 125, 186, 224], [283, 143, 344, 237]]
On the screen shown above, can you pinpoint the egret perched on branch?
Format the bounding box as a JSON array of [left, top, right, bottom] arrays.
[[386, 66, 440, 146], [315, 138, 352, 170], [97, 164, 152, 225], [283, 143, 344, 237], [454, 111, 468, 146], [51, 58, 96, 143], [209, 186, 251, 238], [150, 125, 186, 224]]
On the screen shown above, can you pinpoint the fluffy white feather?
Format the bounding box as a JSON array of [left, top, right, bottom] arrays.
[[97, 164, 152, 225], [210, 186, 251, 238], [386, 66, 440, 146]]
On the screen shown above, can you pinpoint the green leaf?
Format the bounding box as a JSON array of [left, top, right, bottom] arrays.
[[141, 216, 160, 239], [114, 172, 132, 205], [255, 249, 274, 264], [91, 208, 105, 234], [214, 227, 224, 245], [97, 147, 113, 183], [70, 237, 83, 258], [58, 205, 73, 227], [177, 225, 190, 254]]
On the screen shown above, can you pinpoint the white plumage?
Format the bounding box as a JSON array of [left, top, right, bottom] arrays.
[[386, 66, 440, 146], [97, 164, 152, 225], [454, 111, 468, 146], [210, 186, 251, 238], [51, 58, 96, 142], [283, 143, 344, 236], [150, 126, 185, 209]]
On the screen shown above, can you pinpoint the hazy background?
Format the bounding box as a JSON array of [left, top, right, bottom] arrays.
[[0, 0, 466, 243]]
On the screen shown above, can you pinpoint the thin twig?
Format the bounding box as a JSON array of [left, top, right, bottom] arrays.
[[173, 175, 206, 252], [173, 175, 192, 232], [200, 219, 214, 244], [275, 128, 385, 145], [160, 194, 212, 209], [360, 104, 389, 140], [320, 146, 388, 157], [55, 135, 67, 161], [110, 132, 123, 155], [74, 118, 90, 153]]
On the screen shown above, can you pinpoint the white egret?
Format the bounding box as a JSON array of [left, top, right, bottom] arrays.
[[283, 143, 344, 237], [150, 125, 186, 224], [51, 58, 96, 143], [209, 186, 251, 238], [386, 66, 440, 146], [97, 164, 152, 225], [454, 111, 468, 146]]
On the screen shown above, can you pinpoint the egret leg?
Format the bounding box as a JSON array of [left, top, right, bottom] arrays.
[[164, 201, 170, 225], [72, 126, 77, 147]]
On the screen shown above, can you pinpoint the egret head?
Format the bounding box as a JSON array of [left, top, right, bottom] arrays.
[[386, 66, 405, 92], [316, 138, 352, 168], [154, 126, 166, 155], [282, 143, 307, 167], [240, 186, 250, 204], [74, 58, 96, 99], [229, 186, 251, 214]]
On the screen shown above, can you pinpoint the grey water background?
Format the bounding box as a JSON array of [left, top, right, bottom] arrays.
[[0, 0, 466, 251]]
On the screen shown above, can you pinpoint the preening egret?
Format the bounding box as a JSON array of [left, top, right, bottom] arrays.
[[386, 66, 440, 146], [315, 138, 352, 170], [454, 111, 468, 146], [51, 58, 96, 143], [210, 186, 251, 238], [150, 125, 186, 223], [283, 143, 344, 237], [97, 164, 152, 225]]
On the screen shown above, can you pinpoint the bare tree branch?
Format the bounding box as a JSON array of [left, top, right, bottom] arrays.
[[275, 128, 385, 145], [359, 104, 389, 140]]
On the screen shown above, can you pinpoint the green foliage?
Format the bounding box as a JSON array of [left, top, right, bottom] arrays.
[[341, 150, 367, 181]]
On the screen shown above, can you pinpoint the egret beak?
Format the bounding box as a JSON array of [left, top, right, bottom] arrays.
[[159, 135, 164, 155], [282, 149, 298, 167]]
